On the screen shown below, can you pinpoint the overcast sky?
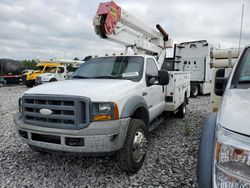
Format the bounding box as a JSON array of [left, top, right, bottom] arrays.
[[0, 0, 249, 60]]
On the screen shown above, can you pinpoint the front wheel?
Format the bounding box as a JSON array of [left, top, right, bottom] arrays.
[[49, 78, 57, 82], [25, 80, 34, 87], [117, 119, 147, 173]]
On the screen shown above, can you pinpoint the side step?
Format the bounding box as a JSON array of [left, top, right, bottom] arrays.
[[148, 117, 165, 132]]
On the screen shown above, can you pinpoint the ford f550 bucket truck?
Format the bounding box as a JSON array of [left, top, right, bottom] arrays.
[[197, 46, 250, 187], [14, 1, 190, 173]]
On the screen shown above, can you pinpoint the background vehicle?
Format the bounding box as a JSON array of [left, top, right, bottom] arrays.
[[23, 61, 61, 87], [24, 59, 84, 87], [14, 1, 190, 173], [197, 46, 250, 187], [0, 59, 24, 84], [0, 76, 6, 87], [173, 40, 212, 97], [35, 59, 84, 85]]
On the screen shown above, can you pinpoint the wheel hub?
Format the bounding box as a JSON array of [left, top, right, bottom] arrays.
[[193, 86, 198, 96], [132, 129, 147, 162], [183, 104, 186, 114]]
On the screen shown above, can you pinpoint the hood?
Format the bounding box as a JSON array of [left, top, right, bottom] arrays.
[[25, 79, 137, 101], [218, 89, 250, 135]]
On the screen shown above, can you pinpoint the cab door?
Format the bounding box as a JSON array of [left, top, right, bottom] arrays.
[[144, 58, 165, 121], [57, 66, 66, 80]]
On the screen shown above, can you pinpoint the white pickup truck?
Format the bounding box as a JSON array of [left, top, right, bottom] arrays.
[[198, 45, 250, 187], [14, 55, 190, 173]]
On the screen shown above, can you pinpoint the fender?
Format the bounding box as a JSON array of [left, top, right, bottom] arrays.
[[120, 96, 149, 120], [197, 112, 217, 188]]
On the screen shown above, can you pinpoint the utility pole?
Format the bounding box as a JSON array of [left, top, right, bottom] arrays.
[[238, 4, 244, 55]]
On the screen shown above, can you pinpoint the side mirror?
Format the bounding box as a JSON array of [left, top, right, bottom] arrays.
[[214, 69, 227, 96], [158, 70, 169, 85]]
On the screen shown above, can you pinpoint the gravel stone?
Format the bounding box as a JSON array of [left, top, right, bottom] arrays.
[[0, 85, 210, 187]]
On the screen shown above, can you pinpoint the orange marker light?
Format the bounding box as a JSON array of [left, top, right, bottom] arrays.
[[114, 103, 119, 120], [215, 142, 220, 161], [93, 114, 112, 121]]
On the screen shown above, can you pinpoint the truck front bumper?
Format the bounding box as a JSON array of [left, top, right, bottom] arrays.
[[14, 113, 130, 154]]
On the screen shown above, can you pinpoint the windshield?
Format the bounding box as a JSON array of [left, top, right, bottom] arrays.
[[239, 48, 250, 82], [34, 66, 44, 71], [44, 66, 57, 73], [232, 47, 250, 89], [71, 56, 144, 81]]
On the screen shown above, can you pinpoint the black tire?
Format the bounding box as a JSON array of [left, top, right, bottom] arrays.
[[197, 113, 217, 188], [29, 145, 48, 154], [49, 78, 57, 82], [117, 119, 147, 173], [176, 97, 187, 118], [25, 80, 34, 87], [190, 83, 199, 98]]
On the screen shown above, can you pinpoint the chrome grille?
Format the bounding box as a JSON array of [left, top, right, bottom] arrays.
[[22, 95, 90, 129]]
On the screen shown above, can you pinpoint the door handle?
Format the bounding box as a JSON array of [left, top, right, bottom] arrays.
[[142, 92, 147, 96]]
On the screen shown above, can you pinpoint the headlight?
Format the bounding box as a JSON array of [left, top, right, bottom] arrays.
[[214, 125, 250, 187], [91, 102, 119, 121], [18, 97, 22, 112]]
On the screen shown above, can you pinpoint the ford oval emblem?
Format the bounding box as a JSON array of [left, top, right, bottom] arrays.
[[39, 108, 52, 115]]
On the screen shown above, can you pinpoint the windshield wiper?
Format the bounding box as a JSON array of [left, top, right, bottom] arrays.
[[71, 75, 91, 79], [93, 75, 121, 79]]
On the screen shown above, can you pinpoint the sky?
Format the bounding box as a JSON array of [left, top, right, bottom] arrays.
[[0, 0, 249, 60]]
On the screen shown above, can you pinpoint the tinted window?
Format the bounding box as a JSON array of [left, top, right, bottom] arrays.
[[34, 66, 44, 71], [58, 67, 65, 74], [146, 58, 158, 76], [45, 66, 57, 73]]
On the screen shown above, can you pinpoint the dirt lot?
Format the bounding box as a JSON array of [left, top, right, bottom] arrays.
[[0, 85, 210, 187]]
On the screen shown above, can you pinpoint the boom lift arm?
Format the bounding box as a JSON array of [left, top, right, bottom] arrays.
[[93, 1, 172, 66]]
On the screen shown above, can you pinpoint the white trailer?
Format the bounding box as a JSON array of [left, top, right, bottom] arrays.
[[174, 40, 212, 97]]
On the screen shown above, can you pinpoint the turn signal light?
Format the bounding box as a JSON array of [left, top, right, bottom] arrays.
[[92, 114, 112, 121]]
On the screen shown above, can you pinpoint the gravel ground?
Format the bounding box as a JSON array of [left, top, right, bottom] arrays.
[[0, 85, 210, 187]]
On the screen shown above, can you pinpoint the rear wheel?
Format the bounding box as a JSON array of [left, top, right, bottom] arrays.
[[176, 97, 187, 118], [117, 119, 147, 173], [191, 83, 199, 98]]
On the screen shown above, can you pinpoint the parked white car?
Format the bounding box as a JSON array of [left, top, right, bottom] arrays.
[[198, 45, 250, 187]]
